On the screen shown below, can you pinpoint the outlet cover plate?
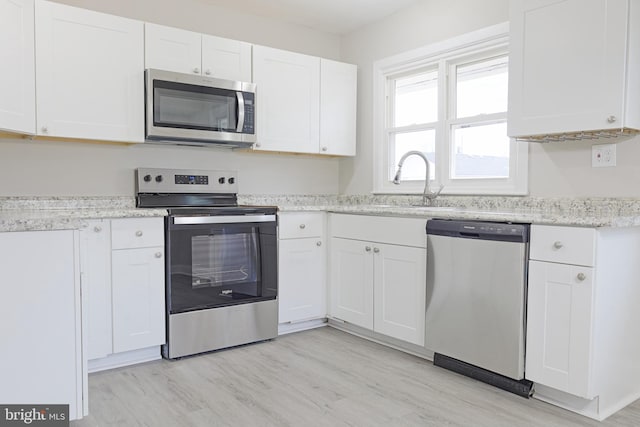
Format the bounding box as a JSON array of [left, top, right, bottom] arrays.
[[592, 143, 616, 167]]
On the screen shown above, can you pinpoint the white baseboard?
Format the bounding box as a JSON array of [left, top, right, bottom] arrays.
[[88, 346, 162, 373], [278, 318, 327, 335]]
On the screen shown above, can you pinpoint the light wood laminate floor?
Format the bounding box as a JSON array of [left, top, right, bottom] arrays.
[[72, 327, 640, 426]]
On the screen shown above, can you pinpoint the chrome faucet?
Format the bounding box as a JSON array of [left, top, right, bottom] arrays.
[[393, 150, 444, 206]]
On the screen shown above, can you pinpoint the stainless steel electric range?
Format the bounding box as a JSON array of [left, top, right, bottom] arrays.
[[136, 168, 278, 359]]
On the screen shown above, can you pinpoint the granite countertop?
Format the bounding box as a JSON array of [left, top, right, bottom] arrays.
[[243, 195, 640, 228], [278, 204, 640, 227], [0, 197, 167, 232], [3, 195, 640, 232]]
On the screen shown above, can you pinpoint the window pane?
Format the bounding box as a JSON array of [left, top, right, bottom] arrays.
[[456, 56, 508, 118], [391, 130, 436, 181], [451, 122, 509, 179], [394, 70, 438, 126]]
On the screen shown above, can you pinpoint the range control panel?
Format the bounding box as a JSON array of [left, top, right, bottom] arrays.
[[136, 168, 238, 194]]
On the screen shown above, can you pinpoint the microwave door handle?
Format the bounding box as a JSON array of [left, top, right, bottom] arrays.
[[236, 92, 245, 133]]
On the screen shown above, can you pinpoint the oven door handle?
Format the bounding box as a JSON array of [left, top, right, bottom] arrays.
[[172, 214, 276, 225]]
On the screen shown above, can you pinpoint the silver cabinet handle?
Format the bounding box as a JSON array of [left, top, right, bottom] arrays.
[[321, 146, 328, 152], [316, 241, 322, 247], [93, 226, 102, 233], [607, 115, 617, 123], [135, 230, 143, 237], [41, 126, 48, 133], [204, 69, 211, 75], [577, 272, 586, 281], [155, 252, 162, 258], [255, 143, 261, 148], [299, 224, 306, 229], [553, 241, 563, 249], [193, 67, 200, 74], [373, 247, 380, 253], [365, 246, 372, 252]]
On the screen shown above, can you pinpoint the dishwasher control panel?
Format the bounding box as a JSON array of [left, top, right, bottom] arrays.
[[426, 219, 530, 243]]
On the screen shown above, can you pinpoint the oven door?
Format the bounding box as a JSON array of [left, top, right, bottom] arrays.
[[166, 214, 277, 314]]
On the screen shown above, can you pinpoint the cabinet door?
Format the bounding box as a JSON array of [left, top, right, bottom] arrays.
[[35, 0, 144, 142], [526, 260, 595, 398], [329, 237, 374, 329], [112, 247, 165, 353], [0, 230, 84, 420], [252, 45, 320, 153], [320, 59, 357, 156], [144, 22, 202, 75], [80, 220, 112, 360], [508, 0, 629, 136], [373, 243, 426, 346], [0, 0, 35, 134], [202, 34, 252, 82], [278, 237, 326, 323]]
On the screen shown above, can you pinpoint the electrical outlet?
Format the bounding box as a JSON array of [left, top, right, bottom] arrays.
[[592, 143, 617, 167]]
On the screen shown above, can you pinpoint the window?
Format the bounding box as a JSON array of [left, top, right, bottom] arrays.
[[373, 23, 527, 195]]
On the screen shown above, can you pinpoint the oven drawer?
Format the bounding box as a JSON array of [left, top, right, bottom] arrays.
[[279, 212, 324, 239], [111, 217, 164, 250]]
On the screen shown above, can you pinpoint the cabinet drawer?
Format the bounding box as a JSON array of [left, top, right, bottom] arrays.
[[111, 217, 164, 250], [279, 212, 324, 239], [530, 225, 596, 267], [329, 214, 427, 248]]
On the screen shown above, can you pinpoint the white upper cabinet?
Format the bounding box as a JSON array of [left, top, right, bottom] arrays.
[[145, 23, 252, 82], [144, 23, 201, 75], [508, 0, 640, 138], [253, 45, 357, 156], [201, 34, 252, 82], [0, 0, 35, 134], [253, 45, 321, 154], [35, 0, 144, 142], [320, 59, 357, 156]]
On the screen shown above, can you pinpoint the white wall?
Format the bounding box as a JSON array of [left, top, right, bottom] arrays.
[[0, 0, 340, 197], [339, 0, 640, 198], [0, 139, 338, 196], [339, 0, 511, 195]]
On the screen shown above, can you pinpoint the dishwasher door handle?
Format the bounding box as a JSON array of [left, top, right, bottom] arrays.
[[460, 232, 480, 238]]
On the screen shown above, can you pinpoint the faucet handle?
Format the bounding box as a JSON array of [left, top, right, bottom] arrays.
[[427, 184, 444, 199]]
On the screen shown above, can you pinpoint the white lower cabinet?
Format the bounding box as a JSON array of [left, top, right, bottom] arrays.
[[330, 237, 374, 329], [526, 260, 595, 398], [80, 220, 112, 360], [0, 230, 85, 420], [526, 224, 640, 420], [81, 217, 165, 370], [278, 212, 326, 324], [329, 214, 427, 346], [111, 247, 165, 353]]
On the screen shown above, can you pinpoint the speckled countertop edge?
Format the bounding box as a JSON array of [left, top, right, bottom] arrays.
[[242, 194, 640, 228], [0, 197, 167, 232], [3, 195, 640, 232]]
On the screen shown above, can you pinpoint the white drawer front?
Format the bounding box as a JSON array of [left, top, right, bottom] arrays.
[[329, 213, 427, 248], [279, 212, 324, 239], [111, 217, 164, 250], [530, 225, 596, 267]]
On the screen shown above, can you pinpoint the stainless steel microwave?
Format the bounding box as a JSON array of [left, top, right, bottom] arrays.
[[145, 69, 256, 148]]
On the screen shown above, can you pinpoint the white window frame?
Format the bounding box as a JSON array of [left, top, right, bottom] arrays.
[[373, 22, 528, 195]]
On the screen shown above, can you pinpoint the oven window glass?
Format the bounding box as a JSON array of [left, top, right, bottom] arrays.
[[154, 81, 237, 132], [167, 221, 277, 314], [191, 234, 258, 292]]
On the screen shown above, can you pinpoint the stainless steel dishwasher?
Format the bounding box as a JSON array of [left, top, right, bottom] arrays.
[[425, 219, 533, 397]]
